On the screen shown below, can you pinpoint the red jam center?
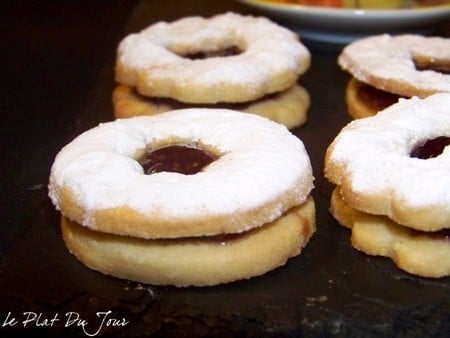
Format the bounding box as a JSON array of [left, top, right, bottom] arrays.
[[182, 45, 242, 60], [409, 137, 450, 241], [413, 57, 450, 74], [411, 228, 450, 241], [429, 228, 450, 241], [410, 136, 450, 159], [139, 145, 216, 175]]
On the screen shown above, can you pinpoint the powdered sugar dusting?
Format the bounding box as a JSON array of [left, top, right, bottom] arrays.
[[115, 12, 310, 103], [325, 93, 450, 229], [338, 34, 450, 96], [49, 109, 313, 231]]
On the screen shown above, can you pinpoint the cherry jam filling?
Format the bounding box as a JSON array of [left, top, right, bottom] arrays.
[[412, 228, 450, 241], [413, 57, 450, 74], [133, 87, 281, 109], [429, 228, 450, 241], [410, 136, 450, 159], [408, 136, 450, 241], [139, 145, 216, 175], [181, 45, 242, 60]]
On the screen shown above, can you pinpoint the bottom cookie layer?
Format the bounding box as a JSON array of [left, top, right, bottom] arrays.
[[330, 187, 450, 278], [61, 197, 315, 287]]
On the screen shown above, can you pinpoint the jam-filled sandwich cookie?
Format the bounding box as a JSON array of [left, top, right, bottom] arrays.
[[338, 34, 450, 119], [49, 108, 315, 287], [114, 12, 311, 129], [324, 93, 450, 278]]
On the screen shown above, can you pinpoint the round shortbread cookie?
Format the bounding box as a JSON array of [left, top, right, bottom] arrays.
[[115, 12, 311, 104], [330, 187, 450, 278], [61, 197, 315, 287], [338, 34, 450, 98], [345, 78, 402, 119], [112, 84, 310, 129], [49, 108, 314, 239], [325, 93, 450, 232]]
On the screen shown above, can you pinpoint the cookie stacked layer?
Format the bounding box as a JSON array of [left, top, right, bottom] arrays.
[[49, 109, 315, 286], [339, 34, 450, 118], [113, 12, 312, 129], [325, 94, 450, 278]]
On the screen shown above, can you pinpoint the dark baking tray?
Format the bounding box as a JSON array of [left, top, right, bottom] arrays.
[[1, 1, 449, 337]]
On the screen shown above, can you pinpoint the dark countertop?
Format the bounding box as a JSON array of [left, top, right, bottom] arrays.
[[1, 1, 449, 337]]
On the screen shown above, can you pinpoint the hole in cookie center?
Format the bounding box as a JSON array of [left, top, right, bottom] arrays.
[[139, 144, 217, 175], [410, 136, 450, 159], [413, 56, 450, 74], [178, 45, 242, 60]]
